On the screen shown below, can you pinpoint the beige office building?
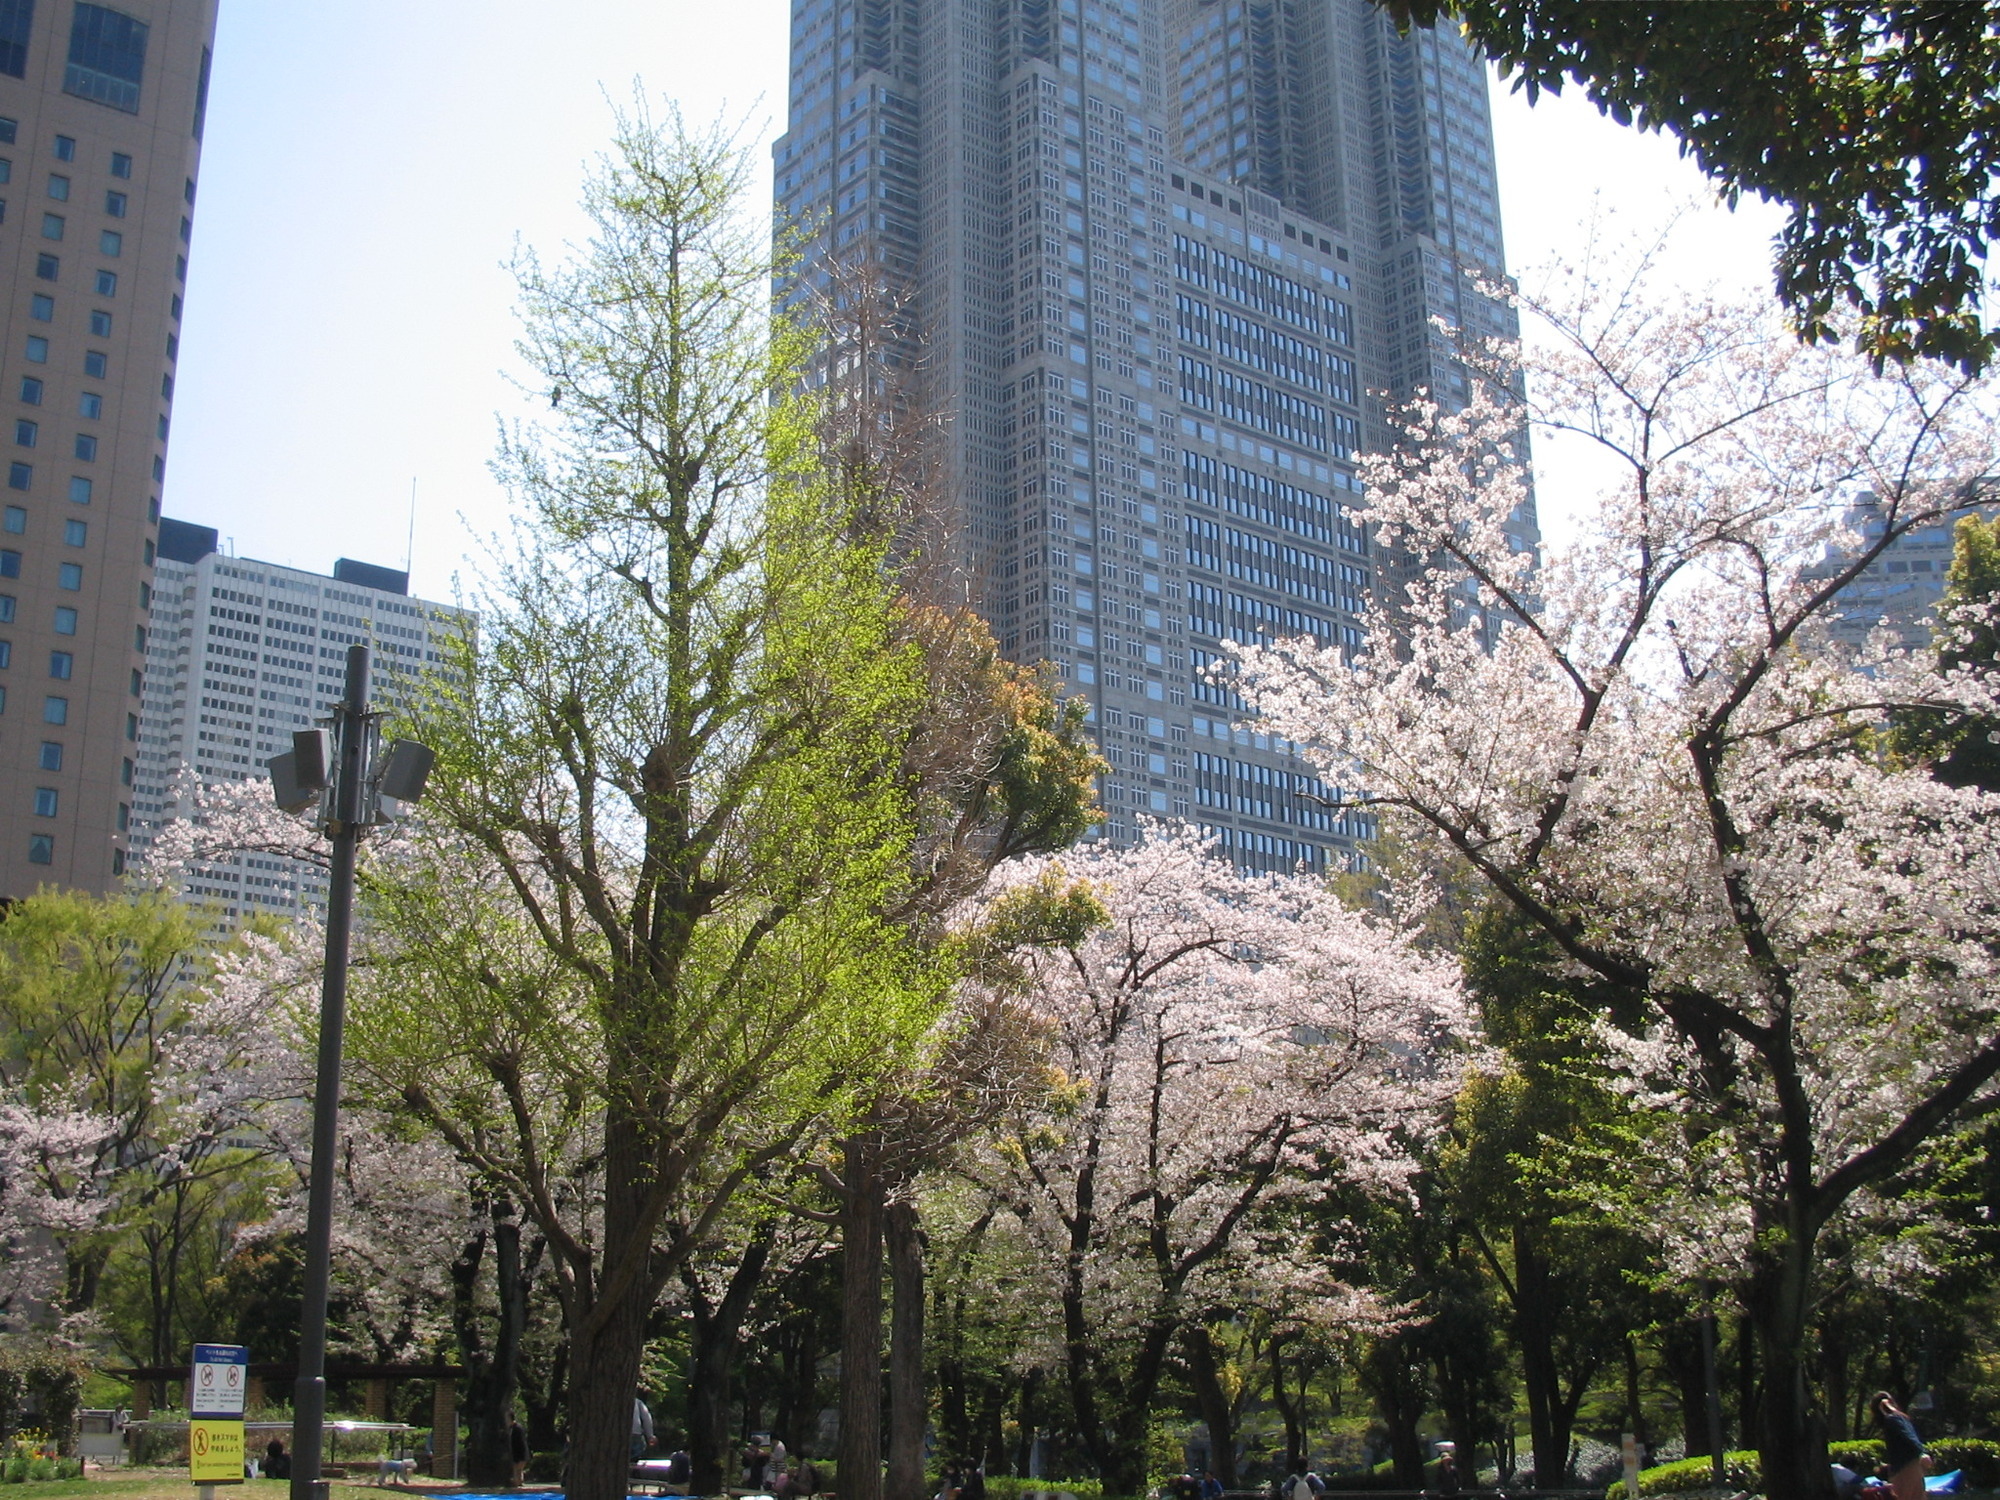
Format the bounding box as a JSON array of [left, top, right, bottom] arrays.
[[0, 0, 216, 895]]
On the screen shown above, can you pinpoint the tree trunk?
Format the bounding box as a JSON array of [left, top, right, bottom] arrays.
[[459, 1201, 530, 1486], [686, 1229, 776, 1494], [1511, 1221, 1567, 1487], [885, 1200, 927, 1500], [1749, 1232, 1834, 1500], [1623, 1334, 1648, 1458], [839, 1134, 885, 1500], [1657, 1322, 1711, 1458], [566, 1114, 662, 1500], [1269, 1335, 1307, 1476], [1361, 1335, 1427, 1487], [1184, 1325, 1237, 1487]]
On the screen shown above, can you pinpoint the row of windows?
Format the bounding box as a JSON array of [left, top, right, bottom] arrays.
[[0, 118, 133, 181], [0, 507, 86, 544], [7, 463, 95, 502], [15, 420, 103, 457], [0, 550, 82, 588]]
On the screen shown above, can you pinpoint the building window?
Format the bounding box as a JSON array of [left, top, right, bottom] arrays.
[[28, 293, 50, 321], [0, 640, 10, 667], [0, 595, 15, 623], [86, 309, 108, 336], [72, 433, 94, 460], [0, 1, 30, 80], [0, 550, 17, 578], [6, 463, 27, 490], [64, 5, 148, 114], [56, 562, 79, 589], [67, 476, 89, 503], [0, 160, 8, 184], [93, 269, 115, 296], [103, 188, 124, 218], [47, 650, 69, 679], [0, 118, 14, 144], [41, 694, 64, 723], [127, 666, 138, 694], [38, 211, 60, 239], [52, 606, 73, 634], [44, 172, 65, 201], [33, 252, 55, 279], [27, 833, 52, 864], [61, 518, 83, 544], [34, 787, 57, 817], [23, 337, 45, 364], [18, 377, 40, 404], [13, 419, 33, 446], [97, 228, 119, 256], [82, 350, 105, 377], [2, 507, 21, 533], [115, 801, 126, 830], [77, 392, 99, 418], [38, 740, 60, 770], [51, 134, 71, 161]]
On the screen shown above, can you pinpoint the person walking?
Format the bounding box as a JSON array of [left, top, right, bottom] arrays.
[[1874, 1393, 1929, 1500]]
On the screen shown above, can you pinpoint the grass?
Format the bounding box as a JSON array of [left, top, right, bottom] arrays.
[[21, 1475, 475, 1500]]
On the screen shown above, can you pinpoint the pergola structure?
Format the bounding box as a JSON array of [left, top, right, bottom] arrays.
[[105, 1362, 467, 1475]]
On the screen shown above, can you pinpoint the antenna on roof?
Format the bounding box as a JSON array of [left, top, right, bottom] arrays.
[[405, 477, 417, 579]]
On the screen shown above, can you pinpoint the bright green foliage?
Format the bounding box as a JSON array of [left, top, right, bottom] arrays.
[[1383, 2, 2000, 371], [344, 103, 1039, 1500], [1889, 513, 2000, 791]]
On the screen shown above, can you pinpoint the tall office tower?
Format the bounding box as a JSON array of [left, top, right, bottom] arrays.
[[129, 518, 471, 920], [775, 0, 1520, 872], [0, 0, 218, 896]]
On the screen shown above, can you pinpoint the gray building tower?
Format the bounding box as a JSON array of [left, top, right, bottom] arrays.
[[775, 0, 1521, 871], [0, 0, 218, 895]]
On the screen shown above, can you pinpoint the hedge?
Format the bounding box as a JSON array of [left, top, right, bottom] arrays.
[[1607, 1439, 2000, 1498], [980, 1478, 1105, 1500]]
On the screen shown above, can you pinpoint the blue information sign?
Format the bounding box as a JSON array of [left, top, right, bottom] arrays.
[[189, 1344, 249, 1418]]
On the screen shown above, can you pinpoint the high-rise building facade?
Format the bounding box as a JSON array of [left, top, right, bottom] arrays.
[[775, 0, 1524, 871], [0, 0, 217, 895], [130, 518, 471, 920]]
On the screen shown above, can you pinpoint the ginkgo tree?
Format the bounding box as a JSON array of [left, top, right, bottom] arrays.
[[966, 825, 1466, 1497], [1232, 254, 2000, 1500]]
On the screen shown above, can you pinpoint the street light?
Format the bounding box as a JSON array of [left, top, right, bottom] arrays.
[[267, 644, 434, 1500]]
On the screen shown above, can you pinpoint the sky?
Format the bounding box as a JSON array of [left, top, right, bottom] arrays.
[[165, 2, 1787, 600]]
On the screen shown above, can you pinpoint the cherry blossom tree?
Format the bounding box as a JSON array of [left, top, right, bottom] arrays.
[[1232, 258, 2000, 1500], [965, 823, 1464, 1496]]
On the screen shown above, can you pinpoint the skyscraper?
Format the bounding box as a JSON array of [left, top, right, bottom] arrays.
[[0, 0, 218, 895], [775, 0, 1524, 871], [130, 517, 472, 920]]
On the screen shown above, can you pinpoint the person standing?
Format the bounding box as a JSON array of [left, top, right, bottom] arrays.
[[1873, 1392, 1929, 1500], [509, 1416, 530, 1486], [632, 1395, 656, 1466]]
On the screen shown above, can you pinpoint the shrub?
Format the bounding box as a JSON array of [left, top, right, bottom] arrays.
[[982, 1478, 1106, 1500], [1605, 1450, 1761, 1498], [525, 1451, 564, 1483]]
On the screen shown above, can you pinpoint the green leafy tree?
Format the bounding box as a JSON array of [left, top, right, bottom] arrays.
[[1889, 513, 2000, 791], [345, 105, 1025, 1500], [1385, 1, 2000, 371]]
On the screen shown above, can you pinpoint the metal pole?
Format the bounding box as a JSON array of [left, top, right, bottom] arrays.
[[291, 645, 372, 1500], [1700, 1293, 1727, 1488]]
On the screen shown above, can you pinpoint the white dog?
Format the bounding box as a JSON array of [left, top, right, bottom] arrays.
[[375, 1458, 418, 1486]]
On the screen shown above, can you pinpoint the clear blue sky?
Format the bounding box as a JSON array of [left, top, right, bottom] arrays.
[[166, 3, 1783, 598]]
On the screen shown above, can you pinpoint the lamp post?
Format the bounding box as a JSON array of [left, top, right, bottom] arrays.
[[267, 644, 434, 1500]]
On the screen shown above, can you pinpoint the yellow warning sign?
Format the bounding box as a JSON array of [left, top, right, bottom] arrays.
[[189, 1418, 244, 1485]]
